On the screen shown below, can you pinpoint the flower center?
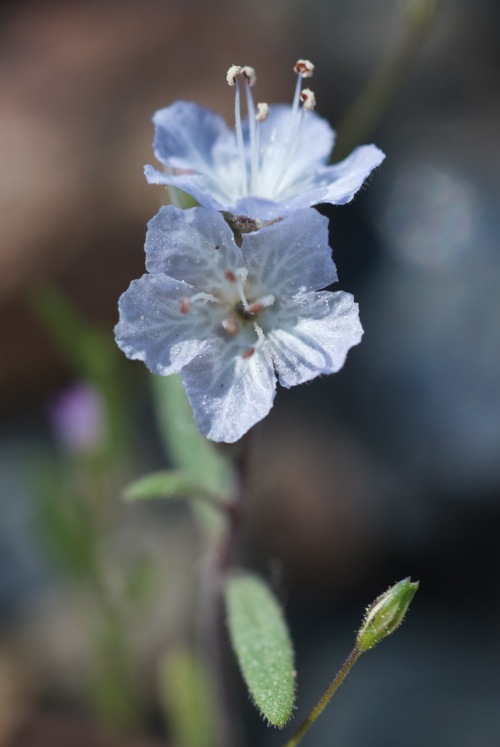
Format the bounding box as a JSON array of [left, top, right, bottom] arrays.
[[224, 273, 274, 358], [226, 60, 316, 200], [179, 266, 275, 360]]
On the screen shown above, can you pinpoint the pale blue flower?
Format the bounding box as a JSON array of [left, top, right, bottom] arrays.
[[144, 61, 385, 222], [114, 205, 363, 443]]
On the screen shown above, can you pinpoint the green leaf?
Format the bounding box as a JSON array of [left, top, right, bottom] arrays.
[[158, 645, 218, 747], [125, 470, 202, 501], [152, 375, 232, 497], [224, 572, 296, 728], [152, 375, 233, 535], [124, 469, 220, 508]]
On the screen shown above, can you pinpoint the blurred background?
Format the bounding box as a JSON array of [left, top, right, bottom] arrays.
[[1, 0, 500, 745]]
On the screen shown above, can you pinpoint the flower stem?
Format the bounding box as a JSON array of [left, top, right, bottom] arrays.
[[282, 645, 362, 747], [202, 432, 253, 747]]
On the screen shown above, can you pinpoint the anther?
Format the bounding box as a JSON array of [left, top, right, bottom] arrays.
[[229, 215, 260, 234], [247, 301, 264, 314], [226, 65, 242, 86], [255, 102, 270, 122], [249, 294, 274, 314], [179, 297, 190, 314], [222, 318, 239, 336], [294, 59, 315, 78], [241, 66, 257, 86], [225, 269, 237, 283], [242, 347, 255, 359], [300, 88, 316, 111]]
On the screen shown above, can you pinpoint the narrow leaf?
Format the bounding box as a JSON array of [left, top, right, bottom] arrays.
[[152, 374, 232, 498], [152, 374, 233, 535], [224, 572, 295, 727], [124, 469, 213, 503], [31, 285, 131, 457], [158, 645, 218, 747]]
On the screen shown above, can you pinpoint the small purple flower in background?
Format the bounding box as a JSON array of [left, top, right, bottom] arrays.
[[144, 60, 385, 223], [48, 383, 107, 454], [114, 206, 363, 443]]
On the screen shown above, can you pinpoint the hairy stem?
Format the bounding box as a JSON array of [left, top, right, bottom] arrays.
[[202, 432, 253, 747], [282, 646, 362, 747]]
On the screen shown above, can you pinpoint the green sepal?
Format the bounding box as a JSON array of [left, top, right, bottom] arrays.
[[224, 572, 296, 728], [357, 577, 419, 652]]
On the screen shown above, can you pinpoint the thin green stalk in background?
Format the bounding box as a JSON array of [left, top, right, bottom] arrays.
[[335, 0, 444, 160]]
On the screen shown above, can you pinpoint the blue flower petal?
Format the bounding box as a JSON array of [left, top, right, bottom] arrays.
[[145, 205, 243, 292], [181, 341, 277, 443], [115, 275, 215, 375], [268, 291, 363, 387], [242, 209, 337, 296], [145, 97, 384, 220], [152, 100, 236, 172]]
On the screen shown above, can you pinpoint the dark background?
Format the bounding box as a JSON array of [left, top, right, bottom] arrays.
[[1, 1, 500, 745]]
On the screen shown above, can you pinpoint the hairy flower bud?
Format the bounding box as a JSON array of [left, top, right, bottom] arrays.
[[356, 578, 419, 652]]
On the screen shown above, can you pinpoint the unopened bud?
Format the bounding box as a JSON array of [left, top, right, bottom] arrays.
[[356, 577, 419, 653]]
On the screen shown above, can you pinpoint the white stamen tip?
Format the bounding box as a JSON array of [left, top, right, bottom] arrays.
[[294, 59, 315, 78], [241, 65, 257, 86], [300, 88, 316, 111], [226, 65, 242, 86], [255, 102, 270, 122]]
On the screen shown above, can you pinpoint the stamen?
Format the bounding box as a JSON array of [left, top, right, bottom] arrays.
[[271, 86, 317, 196], [222, 318, 239, 336], [227, 65, 248, 193], [291, 58, 315, 117], [255, 102, 269, 122], [242, 347, 255, 359], [226, 65, 242, 86], [228, 215, 261, 234], [244, 73, 257, 190], [241, 66, 257, 86], [300, 88, 316, 111], [252, 104, 269, 191], [268, 61, 316, 198], [247, 302, 264, 314], [294, 59, 315, 78], [190, 291, 220, 304], [179, 297, 190, 314], [225, 60, 318, 200], [225, 269, 237, 283], [253, 323, 267, 347], [235, 268, 250, 312], [247, 294, 275, 314]]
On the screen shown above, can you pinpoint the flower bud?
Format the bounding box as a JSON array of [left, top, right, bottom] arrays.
[[356, 578, 419, 652]]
